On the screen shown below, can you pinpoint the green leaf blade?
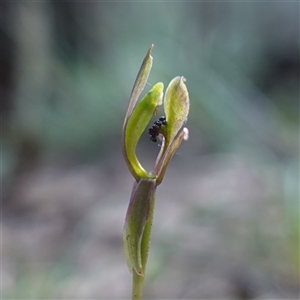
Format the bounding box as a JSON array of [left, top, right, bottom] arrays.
[[123, 178, 156, 276]]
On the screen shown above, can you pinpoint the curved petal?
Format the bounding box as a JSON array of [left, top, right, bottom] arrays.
[[124, 83, 164, 181]]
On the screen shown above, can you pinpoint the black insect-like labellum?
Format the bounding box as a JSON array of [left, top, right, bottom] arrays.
[[148, 116, 166, 142], [149, 136, 157, 142], [159, 116, 167, 125]]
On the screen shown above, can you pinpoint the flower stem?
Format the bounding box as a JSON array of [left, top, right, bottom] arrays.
[[132, 271, 145, 300], [132, 191, 156, 300]]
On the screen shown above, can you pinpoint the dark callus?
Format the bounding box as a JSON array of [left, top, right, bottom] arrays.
[[148, 116, 167, 142], [159, 116, 167, 125]]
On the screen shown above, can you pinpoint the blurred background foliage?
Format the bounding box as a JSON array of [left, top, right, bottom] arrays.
[[1, 1, 299, 299]]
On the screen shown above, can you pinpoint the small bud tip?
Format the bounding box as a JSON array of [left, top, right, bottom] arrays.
[[183, 127, 189, 141]]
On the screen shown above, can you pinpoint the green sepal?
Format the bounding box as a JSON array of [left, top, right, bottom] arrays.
[[123, 178, 156, 276], [156, 128, 189, 185], [123, 45, 154, 130], [154, 76, 190, 183], [164, 76, 189, 145], [124, 82, 163, 181]]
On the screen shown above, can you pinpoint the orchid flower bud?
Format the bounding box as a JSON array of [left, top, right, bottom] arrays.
[[121, 45, 190, 299]]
